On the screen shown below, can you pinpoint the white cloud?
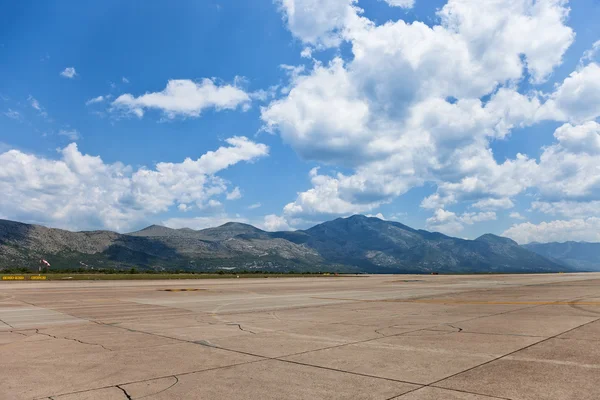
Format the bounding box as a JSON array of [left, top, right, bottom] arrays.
[[266, 0, 589, 225], [580, 40, 600, 65], [509, 212, 526, 220], [60, 67, 77, 78], [300, 47, 313, 58], [276, 0, 361, 48], [112, 79, 251, 119], [472, 197, 514, 210], [281, 167, 386, 220], [503, 218, 600, 244], [552, 121, 600, 155], [0, 137, 268, 231], [540, 63, 600, 123], [262, 214, 292, 231], [366, 212, 386, 220], [248, 202, 262, 209], [531, 200, 600, 219], [382, 0, 414, 8], [86, 95, 108, 105], [28, 96, 48, 117], [425, 209, 496, 235], [535, 122, 600, 201], [3, 109, 21, 120], [122, 77, 130, 83], [58, 129, 81, 141], [226, 187, 242, 200], [163, 214, 249, 230]]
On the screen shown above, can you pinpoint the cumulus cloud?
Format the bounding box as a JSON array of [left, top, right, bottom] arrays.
[[503, 218, 600, 244], [60, 67, 77, 78], [366, 212, 386, 220], [0, 137, 268, 231], [86, 95, 109, 105], [472, 198, 515, 210], [265, 0, 600, 226], [551, 121, 600, 155], [262, 214, 292, 231], [112, 79, 251, 119], [281, 167, 387, 220], [426, 209, 496, 235], [382, 0, 415, 8], [540, 63, 600, 123], [163, 214, 249, 230], [509, 212, 526, 220], [535, 122, 600, 201], [580, 40, 600, 65], [531, 200, 600, 219], [226, 187, 242, 200], [248, 202, 262, 209], [276, 0, 361, 48]]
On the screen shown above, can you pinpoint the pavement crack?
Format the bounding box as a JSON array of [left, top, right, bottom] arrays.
[[228, 323, 256, 334], [35, 329, 113, 351], [194, 339, 218, 348], [446, 324, 463, 332], [116, 385, 133, 400], [0, 318, 15, 329], [135, 376, 180, 399]]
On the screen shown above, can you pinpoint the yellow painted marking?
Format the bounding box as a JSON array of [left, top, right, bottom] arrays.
[[310, 297, 600, 306], [2, 275, 25, 280], [30, 276, 47, 280]]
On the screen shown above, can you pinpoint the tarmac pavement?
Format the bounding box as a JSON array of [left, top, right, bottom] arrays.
[[1, 273, 599, 399]]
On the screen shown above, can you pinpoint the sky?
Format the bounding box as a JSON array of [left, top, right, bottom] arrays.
[[1, 0, 600, 244]]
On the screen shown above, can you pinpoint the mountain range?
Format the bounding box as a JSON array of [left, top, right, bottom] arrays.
[[0, 215, 596, 273], [523, 242, 600, 272]]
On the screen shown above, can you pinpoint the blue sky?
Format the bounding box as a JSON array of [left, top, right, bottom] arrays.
[[1, 0, 600, 243]]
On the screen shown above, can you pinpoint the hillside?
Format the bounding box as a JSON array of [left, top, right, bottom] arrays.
[[523, 242, 600, 271], [0, 216, 569, 273], [299, 215, 565, 273]]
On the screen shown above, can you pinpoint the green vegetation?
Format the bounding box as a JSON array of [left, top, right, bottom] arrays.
[[0, 270, 342, 281]]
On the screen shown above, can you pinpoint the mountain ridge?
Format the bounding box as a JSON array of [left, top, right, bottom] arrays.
[[523, 241, 600, 271], [0, 216, 573, 273]]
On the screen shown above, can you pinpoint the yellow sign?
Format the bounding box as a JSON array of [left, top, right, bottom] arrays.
[[2, 276, 25, 280], [1, 275, 47, 280]]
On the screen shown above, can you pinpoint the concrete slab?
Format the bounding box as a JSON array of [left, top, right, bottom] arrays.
[[0, 273, 599, 399], [0, 305, 85, 329], [113, 376, 177, 399], [0, 341, 260, 399], [127, 322, 261, 342], [505, 337, 600, 367], [52, 387, 128, 400], [397, 387, 502, 399], [449, 312, 596, 337], [211, 330, 347, 358], [557, 319, 600, 341], [120, 359, 420, 399], [437, 358, 600, 400], [34, 323, 182, 351], [283, 331, 540, 384]]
